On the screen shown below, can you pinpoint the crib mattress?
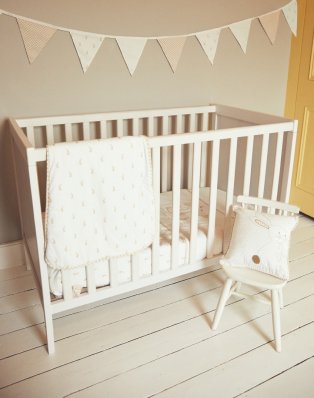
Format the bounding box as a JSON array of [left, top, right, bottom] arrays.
[[48, 187, 226, 296]]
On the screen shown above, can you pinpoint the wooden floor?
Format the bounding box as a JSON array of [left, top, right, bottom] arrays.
[[1, 215, 314, 398]]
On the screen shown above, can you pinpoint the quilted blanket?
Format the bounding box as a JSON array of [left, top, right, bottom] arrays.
[[45, 136, 155, 269]]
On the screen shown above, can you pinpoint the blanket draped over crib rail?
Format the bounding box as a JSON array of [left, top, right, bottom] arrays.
[[45, 136, 155, 269]]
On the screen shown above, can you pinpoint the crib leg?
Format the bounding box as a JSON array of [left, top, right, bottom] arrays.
[[44, 310, 55, 354], [23, 240, 32, 271]]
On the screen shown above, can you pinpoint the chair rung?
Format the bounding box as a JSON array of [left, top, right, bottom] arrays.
[[231, 291, 271, 306]]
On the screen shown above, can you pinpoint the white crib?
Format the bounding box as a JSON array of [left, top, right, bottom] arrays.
[[9, 104, 297, 354]]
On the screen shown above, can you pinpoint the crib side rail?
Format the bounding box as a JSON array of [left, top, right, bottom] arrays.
[[16, 105, 295, 197], [17, 105, 216, 193], [29, 120, 295, 161], [16, 105, 216, 129], [215, 104, 293, 125]]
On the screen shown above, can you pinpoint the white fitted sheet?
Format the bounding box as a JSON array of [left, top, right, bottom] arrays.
[[48, 187, 227, 296]]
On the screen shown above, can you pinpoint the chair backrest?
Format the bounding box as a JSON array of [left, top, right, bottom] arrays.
[[236, 196, 300, 217]]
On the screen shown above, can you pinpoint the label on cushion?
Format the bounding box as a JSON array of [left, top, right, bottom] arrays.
[[220, 206, 298, 280]]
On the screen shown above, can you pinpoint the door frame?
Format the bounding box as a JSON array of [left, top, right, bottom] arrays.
[[285, 0, 309, 207], [285, 0, 306, 118]]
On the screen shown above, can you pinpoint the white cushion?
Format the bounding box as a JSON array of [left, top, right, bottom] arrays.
[[220, 206, 298, 280]]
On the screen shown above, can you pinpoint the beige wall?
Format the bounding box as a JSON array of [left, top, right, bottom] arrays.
[[0, 2, 292, 244]]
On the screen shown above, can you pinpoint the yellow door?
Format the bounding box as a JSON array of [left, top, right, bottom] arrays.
[[286, 0, 314, 217]]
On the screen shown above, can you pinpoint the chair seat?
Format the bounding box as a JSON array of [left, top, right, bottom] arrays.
[[222, 264, 287, 290]]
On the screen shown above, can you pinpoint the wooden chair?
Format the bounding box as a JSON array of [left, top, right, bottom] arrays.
[[212, 196, 299, 352]]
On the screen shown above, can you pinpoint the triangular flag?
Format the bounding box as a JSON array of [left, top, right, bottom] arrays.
[[282, 0, 297, 36], [158, 36, 186, 72], [196, 29, 221, 64], [229, 19, 252, 53], [71, 32, 104, 73], [17, 19, 56, 63], [116, 37, 147, 75], [259, 10, 281, 44]]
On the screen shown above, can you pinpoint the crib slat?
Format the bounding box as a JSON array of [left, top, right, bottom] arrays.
[[148, 117, 154, 137], [207, 140, 220, 258], [271, 132, 284, 201], [82, 122, 91, 140], [152, 147, 160, 275], [133, 118, 140, 136], [203, 112, 209, 131], [26, 126, 35, 146], [283, 129, 298, 203], [86, 265, 96, 294], [175, 116, 183, 187], [200, 112, 208, 187], [225, 137, 237, 213], [189, 142, 201, 263], [161, 116, 169, 192], [224, 137, 237, 252], [190, 113, 196, 132], [243, 135, 254, 196], [65, 123, 72, 142], [176, 115, 183, 134], [61, 269, 73, 301], [187, 114, 196, 189], [212, 112, 218, 130], [109, 259, 118, 287], [171, 144, 181, 269], [46, 125, 54, 145], [100, 120, 107, 139], [116, 119, 123, 137], [258, 133, 270, 198]]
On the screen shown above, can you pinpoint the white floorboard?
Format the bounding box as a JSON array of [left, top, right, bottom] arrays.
[[238, 356, 314, 398], [0, 215, 313, 398]]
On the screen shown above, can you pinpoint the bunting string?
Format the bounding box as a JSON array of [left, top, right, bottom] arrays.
[[0, 0, 297, 74]]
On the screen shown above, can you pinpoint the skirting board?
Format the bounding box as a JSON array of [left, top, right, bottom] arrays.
[[0, 240, 25, 269]]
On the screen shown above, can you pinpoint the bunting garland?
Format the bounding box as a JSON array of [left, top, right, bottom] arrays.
[[158, 36, 187, 72], [196, 29, 221, 64], [0, 0, 298, 74], [229, 20, 252, 53], [116, 37, 147, 75], [282, 0, 297, 36], [259, 10, 281, 44], [71, 32, 104, 72], [17, 19, 56, 63]]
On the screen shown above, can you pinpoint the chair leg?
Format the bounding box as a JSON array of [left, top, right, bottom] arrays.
[[278, 288, 284, 309], [212, 278, 233, 330], [271, 289, 282, 352]]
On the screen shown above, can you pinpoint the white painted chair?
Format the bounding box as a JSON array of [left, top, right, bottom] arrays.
[[212, 196, 299, 352]]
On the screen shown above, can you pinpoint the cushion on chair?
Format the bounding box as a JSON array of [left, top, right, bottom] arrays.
[[220, 206, 298, 280]]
